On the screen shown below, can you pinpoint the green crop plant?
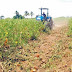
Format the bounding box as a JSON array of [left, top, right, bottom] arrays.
[[0, 18, 45, 66], [0, 19, 44, 47], [67, 18, 72, 37]]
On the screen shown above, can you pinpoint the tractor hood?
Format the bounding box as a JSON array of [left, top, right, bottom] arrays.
[[36, 16, 44, 21]]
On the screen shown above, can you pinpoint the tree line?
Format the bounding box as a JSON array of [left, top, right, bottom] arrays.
[[0, 11, 34, 19], [0, 16, 4, 19], [13, 11, 34, 19]]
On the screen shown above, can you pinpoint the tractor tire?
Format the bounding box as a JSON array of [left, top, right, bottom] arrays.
[[45, 19, 53, 30], [48, 19, 53, 30]]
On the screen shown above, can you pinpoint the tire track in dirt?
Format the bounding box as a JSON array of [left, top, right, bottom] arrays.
[[32, 19, 72, 72]]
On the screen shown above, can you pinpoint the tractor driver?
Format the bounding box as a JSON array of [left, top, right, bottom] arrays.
[[42, 12, 46, 18], [42, 12, 46, 20]]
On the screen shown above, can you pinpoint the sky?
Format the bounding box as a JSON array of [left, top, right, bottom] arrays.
[[0, 0, 72, 18]]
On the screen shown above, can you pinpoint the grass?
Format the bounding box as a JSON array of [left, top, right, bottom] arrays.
[[53, 17, 70, 21]]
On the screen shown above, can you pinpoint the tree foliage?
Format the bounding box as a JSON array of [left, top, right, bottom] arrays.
[[13, 11, 24, 19], [24, 11, 29, 16], [0, 16, 4, 19], [30, 11, 34, 18]]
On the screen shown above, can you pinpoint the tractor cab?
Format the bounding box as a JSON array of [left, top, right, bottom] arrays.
[[36, 8, 52, 21], [36, 8, 53, 30]]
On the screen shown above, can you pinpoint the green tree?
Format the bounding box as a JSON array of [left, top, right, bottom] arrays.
[[15, 11, 19, 19], [19, 15, 24, 19], [0, 16, 4, 19], [24, 11, 29, 16], [13, 11, 24, 19], [13, 16, 17, 19], [30, 11, 34, 18]]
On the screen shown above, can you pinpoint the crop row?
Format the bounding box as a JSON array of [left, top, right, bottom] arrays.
[[0, 19, 44, 47]]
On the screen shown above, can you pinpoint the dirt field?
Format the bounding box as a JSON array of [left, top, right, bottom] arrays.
[[27, 18, 72, 72], [0, 18, 72, 72]]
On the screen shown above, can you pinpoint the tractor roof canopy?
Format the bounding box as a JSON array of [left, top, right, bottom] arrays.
[[39, 8, 48, 10], [39, 8, 49, 16]]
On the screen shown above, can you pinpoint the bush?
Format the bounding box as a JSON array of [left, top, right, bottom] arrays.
[[13, 15, 24, 19]]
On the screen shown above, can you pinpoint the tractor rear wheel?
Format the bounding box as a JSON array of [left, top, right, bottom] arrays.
[[44, 19, 53, 30]]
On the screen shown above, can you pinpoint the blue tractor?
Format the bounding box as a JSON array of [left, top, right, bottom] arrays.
[[36, 8, 53, 30]]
